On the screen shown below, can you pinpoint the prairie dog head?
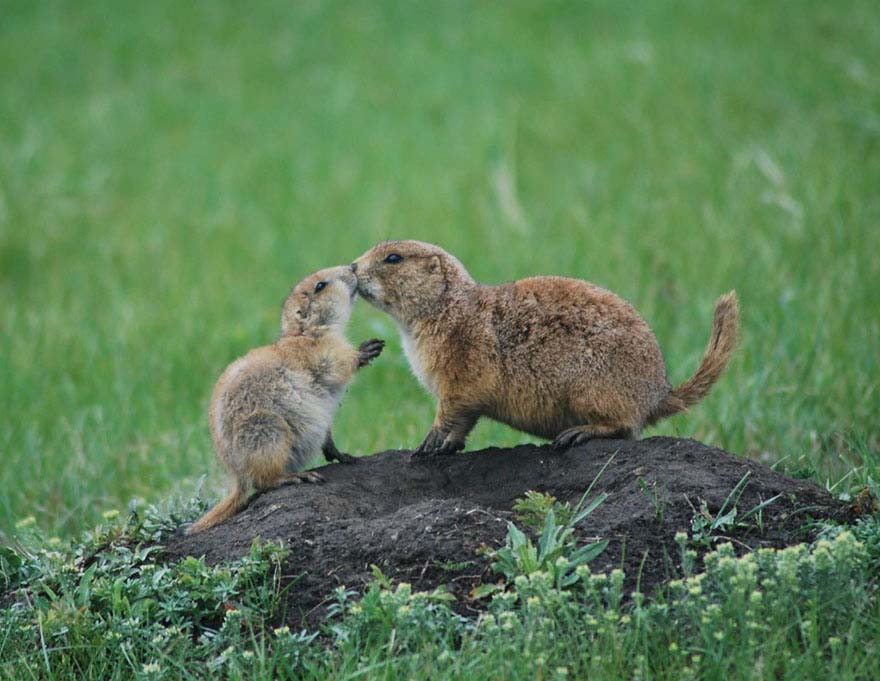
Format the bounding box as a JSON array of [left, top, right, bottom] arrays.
[[351, 240, 474, 326], [281, 265, 357, 336]]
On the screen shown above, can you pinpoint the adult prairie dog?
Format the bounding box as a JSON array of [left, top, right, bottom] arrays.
[[186, 266, 384, 533], [351, 241, 737, 456]]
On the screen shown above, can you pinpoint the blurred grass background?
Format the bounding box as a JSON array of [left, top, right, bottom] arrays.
[[1, 0, 878, 536]]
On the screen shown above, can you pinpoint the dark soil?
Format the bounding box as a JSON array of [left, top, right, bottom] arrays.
[[162, 437, 854, 626]]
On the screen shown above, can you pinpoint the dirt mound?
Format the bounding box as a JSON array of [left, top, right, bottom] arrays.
[[162, 437, 853, 625]]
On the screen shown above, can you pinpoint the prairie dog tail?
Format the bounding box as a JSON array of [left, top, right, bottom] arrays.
[[187, 410, 294, 534], [648, 291, 739, 424], [186, 479, 248, 534]]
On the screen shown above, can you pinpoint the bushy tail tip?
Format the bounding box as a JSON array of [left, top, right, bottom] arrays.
[[185, 481, 248, 535], [648, 291, 739, 424]]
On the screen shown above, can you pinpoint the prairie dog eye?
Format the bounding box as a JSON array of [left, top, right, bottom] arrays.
[[314, 281, 328, 293], [384, 253, 403, 264]]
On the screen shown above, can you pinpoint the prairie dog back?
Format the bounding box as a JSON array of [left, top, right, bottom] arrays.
[[480, 277, 670, 438]]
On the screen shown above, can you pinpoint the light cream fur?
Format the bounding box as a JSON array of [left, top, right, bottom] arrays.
[[187, 266, 384, 533]]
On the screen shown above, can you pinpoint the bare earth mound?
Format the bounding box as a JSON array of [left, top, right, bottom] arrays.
[[163, 437, 853, 625]]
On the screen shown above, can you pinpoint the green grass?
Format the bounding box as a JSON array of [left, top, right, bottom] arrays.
[[1, 0, 879, 540]]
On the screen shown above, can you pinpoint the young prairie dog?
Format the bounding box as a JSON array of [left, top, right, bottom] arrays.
[[351, 240, 738, 456], [186, 266, 384, 534]]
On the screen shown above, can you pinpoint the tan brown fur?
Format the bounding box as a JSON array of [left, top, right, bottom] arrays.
[[352, 240, 738, 455], [187, 266, 384, 533]]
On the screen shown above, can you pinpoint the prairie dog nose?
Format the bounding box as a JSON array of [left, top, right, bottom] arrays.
[[350, 262, 358, 273]]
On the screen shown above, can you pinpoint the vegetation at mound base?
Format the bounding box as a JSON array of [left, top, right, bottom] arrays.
[[1, 495, 878, 680]]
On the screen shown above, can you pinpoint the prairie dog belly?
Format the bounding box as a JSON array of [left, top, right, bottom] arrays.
[[215, 361, 334, 456], [485, 372, 578, 439]]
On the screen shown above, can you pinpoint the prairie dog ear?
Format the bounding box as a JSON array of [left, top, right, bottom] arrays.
[[428, 255, 442, 273]]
